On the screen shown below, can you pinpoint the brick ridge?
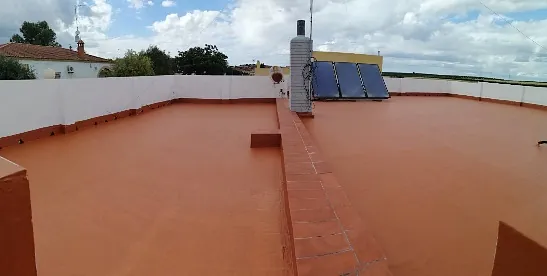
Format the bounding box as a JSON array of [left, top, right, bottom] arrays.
[[276, 98, 392, 275]]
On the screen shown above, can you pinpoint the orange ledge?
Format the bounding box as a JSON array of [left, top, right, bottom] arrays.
[[0, 158, 37, 276], [250, 130, 281, 148], [492, 222, 547, 276]]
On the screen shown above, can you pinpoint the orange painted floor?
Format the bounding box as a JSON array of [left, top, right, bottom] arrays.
[[302, 97, 547, 276], [1, 103, 287, 276]]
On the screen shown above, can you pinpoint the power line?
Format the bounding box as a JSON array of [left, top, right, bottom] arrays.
[[478, 1, 547, 52], [198, 3, 232, 35]]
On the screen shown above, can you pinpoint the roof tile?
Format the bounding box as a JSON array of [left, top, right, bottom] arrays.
[[0, 43, 111, 63]]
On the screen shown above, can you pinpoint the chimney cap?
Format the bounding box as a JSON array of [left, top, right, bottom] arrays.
[[297, 20, 306, 36]]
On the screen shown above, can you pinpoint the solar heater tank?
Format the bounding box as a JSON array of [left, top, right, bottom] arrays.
[[290, 20, 313, 113]]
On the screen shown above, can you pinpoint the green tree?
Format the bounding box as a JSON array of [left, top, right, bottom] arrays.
[[141, 45, 174, 75], [112, 50, 154, 77], [10, 21, 62, 47], [227, 67, 250, 75], [0, 55, 36, 80], [174, 44, 229, 75], [98, 67, 113, 78]]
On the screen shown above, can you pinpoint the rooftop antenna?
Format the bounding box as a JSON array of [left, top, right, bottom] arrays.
[[309, 0, 313, 43], [74, 1, 86, 42]]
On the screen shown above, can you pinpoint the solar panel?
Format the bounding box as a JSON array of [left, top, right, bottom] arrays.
[[312, 61, 339, 98], [358, 63, 389, 99], [334, 62, 366, 98]]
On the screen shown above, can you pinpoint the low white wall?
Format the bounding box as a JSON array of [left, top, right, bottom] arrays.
[[0, 80, 63, 138], [296, 74, 547, 106], [523, 86, 547, 106], [384, 77, 402, 93], [399, 78, 451, 93], [384, 77, 547, 107], [0, 75, 282, 138], [2, 74, 546, 139], [481, 83, 524, 102], [450, 81, 482, 98], [61, 77, 136, 125]]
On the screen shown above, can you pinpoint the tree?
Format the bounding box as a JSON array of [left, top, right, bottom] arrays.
[[227, 67, 250, 76], [98, 67, 113, 78], [174, 44, 229, 75], [10, 21, 61, 47], [0, 55, 36, 80], [111, 50, 154, 77], [141, 45, 174, 75]]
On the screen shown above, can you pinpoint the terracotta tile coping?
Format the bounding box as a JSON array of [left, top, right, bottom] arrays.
[[0, 157, 37, 276], [0, 98, 276, 149], [389, 92, 547, 110], [275, 99, 392, 276]]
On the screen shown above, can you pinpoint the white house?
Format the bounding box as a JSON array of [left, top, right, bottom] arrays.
[[0, 40, 112, 79]]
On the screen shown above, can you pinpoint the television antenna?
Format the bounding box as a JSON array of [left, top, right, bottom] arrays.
[[74, 1, 86, 42]]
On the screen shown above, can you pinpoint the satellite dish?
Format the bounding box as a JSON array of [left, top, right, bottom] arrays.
[[43, 68, 56, 79], [270, 66, 284, 84]]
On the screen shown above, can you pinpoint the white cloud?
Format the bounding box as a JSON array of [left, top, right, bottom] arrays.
[[56, 0, 113, 49], [127, 0, 153, 9], [4, 0, 547, 80], [127, 0, 145, 9], [161, 0, 176, 7]]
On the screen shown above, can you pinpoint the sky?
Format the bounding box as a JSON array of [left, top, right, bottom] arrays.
[[1, 0, 547, 80]]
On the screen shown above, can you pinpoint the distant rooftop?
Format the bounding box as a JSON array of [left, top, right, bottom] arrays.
[[0, 43, 111, 63]]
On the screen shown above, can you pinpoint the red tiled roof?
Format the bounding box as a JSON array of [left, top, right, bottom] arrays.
[[0, 43, 111, 63]]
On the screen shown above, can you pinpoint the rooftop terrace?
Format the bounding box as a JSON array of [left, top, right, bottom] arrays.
[[2, 103, 286, 276], [2, 75, 547, 276], [303, 97, 547, 276]]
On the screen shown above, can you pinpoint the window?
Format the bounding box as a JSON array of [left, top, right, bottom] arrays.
[[55, 72, 61, 79]]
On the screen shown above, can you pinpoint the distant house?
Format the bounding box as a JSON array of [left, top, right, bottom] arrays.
[[0, 40, 112, 79]]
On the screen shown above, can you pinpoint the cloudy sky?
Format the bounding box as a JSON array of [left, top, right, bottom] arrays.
[[1, 0, 547, 80]]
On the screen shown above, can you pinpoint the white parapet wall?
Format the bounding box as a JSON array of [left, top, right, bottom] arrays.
[[449, 81, 482, 98], [0, 75, 285, 138], [400, 78, 451, 93], [523, 86, 547, 107], [0, 80, 64, 138], [383, 77, 547, 107], [481, 82, 525, 103], [2, 75, 546, 139]]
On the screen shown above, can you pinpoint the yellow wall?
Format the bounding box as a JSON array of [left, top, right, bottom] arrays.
[[313, 51, 383, 71], [253, 51, 383, 76], [254, 66, 291, 76]]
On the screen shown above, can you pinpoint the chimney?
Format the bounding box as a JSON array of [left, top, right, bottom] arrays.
[[77, 40, 85, 57]]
